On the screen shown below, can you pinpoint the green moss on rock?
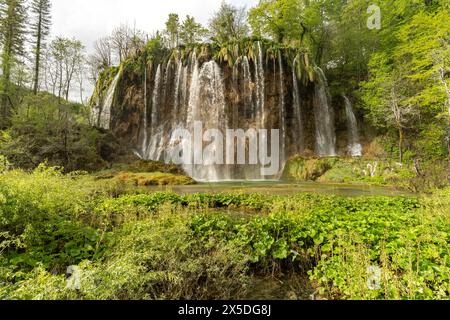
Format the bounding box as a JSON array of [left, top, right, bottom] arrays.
[[282, 157, 339, 181]]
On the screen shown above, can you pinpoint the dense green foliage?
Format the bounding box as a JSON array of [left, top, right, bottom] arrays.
[[30, 0, 52, 94], [0, 92, 118, 171], [360, 6, 450, 162], [248, 0, 450, 162], [1, 167, 449, 300], [0, 0, 27, 126]]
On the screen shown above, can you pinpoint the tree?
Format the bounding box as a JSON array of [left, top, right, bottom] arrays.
[[30, 0, 52, 95], [47, 37, 84, 101], [1, 92, 104, 171], [87, 36, 113, 86], [62, 39, 84, 101], [111, 24, 146, 63], [361, 3, 450, 162], [75, 52, 86, 103], [208, 2, 249, 44], [180, 15, 207, 46], [0, 0, 27, 124], [93, 36, 113, 69], [395, 9, 450, 158], [248, 0, 302, 43], [165, 13, 180, 48], [361, 55, 418, 163]]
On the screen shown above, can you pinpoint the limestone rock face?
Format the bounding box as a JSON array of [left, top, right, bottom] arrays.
[[90, 42, 365, 181]]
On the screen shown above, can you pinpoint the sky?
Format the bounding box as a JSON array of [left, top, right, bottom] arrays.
[[51, 0, 259, 52]]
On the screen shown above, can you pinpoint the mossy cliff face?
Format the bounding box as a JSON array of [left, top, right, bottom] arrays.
[[90, 40, 368, 180], [282, 157, 339, 181]]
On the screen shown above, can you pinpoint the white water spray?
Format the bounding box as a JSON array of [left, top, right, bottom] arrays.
[[343, 95, 362, 157]]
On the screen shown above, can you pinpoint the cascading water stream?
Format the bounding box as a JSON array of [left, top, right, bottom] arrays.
[[242, 56, 253, 119], [174, 60, 183, 116], [278, 51, 286, 166], [181, 65, 189, 115], [254, 42, 265, 128], [141, 63, 148, 157], [162, 59, 172, 108], [232, 58, 240, 128], [147, 64, 162, 160], [314, 67, 337, 157], [187, 54, 200, 129], [185, 59, 229, 181], [99, 70, 121, 130], [292, 57, 304, 153], [343, 95, 362, 157], [151, 64, 162, 132]]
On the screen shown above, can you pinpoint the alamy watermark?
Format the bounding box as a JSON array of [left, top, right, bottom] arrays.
[[166, 121, 280, 176], [367, 4, 381, 30], [367, 266, 382, 290], [66, 265, 81, 291]]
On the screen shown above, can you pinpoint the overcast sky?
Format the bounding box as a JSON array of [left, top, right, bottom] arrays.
[[51, 0, 259, 52]]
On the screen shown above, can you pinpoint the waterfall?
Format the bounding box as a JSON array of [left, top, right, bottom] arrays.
[[292, 57, 304, 153], [278, 51, 286, 165], [102, 43, 368, 182], [242, 56, 254, 118], [232, 58, 240, 129], [314, 67, 337, 157], [174, 61, 183, 116], [254, 42, 265, 128], [343, 95, 363, 157], [147, 64, 162, 160], [187, 56, 200, 129], [181, 66, 188, 116], [162, 59, 172, 107], [99, 70, 121, 129], [204, 62, 226, 128], [151, 64, 162, 133], [185, 59, 228, 181], [141, 63, 148, 157]]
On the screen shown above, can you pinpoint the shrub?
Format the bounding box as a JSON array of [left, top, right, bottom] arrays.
[[2, 210, 251, 300], [282, 157, 338, 181], [0, 165, 101, 271], [114, 172, 195, 186]]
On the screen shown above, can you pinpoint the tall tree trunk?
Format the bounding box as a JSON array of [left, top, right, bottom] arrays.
[[33, 12, 43, 95], [399, 127, 404, 163], [439, 66, 450, 159], [1, 38, 13, 124], [79, 75, 83, 103], [58, 65, 63, 104]]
